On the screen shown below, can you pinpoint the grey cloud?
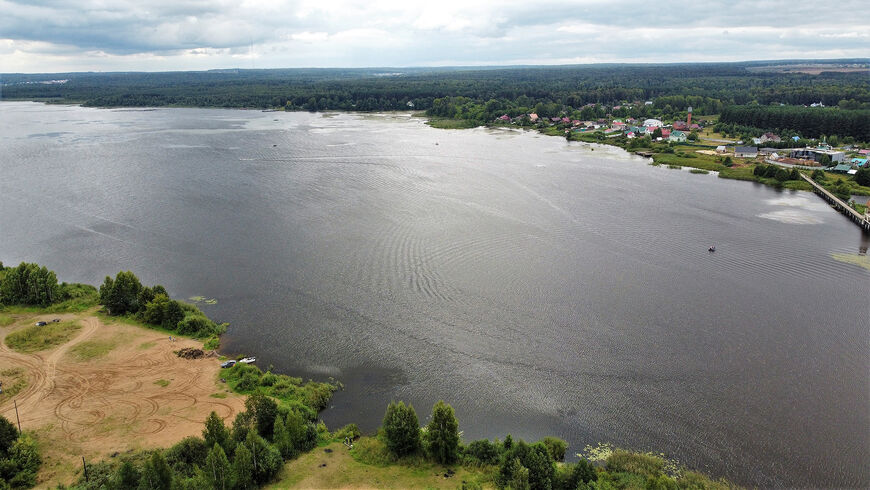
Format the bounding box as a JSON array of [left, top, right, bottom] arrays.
[[0, 0, 868, 71]]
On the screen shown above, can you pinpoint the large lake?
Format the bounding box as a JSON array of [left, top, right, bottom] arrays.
[[1, 102, 867, 487]]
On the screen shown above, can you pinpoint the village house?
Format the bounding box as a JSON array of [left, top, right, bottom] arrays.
[[642, 118, 663, 128], [672, 121, 688, 131], [716, 145, 727, 153], [735, 146, 758, 158], [760, 132, 781, 143], [669, 130, 687, 142], [529, 113, 539, 122], [789, 145, 846, 163]]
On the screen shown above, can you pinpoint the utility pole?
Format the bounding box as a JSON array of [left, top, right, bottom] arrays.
[[82, 456, 89, 482], [13, 399, 21, 434]]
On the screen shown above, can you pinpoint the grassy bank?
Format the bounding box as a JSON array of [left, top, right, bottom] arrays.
[[426, 117, 481, 129], [5, 320, 82, 353]]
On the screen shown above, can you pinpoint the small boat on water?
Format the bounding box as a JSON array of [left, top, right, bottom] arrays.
[[708, 245, 716, 252]]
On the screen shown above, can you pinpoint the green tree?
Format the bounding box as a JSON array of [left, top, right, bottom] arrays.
[[284, 409, 312, 456], [244, 394, 279, 440], [819, 154, 832, 166], [162, 300, 185, 330], [811, 169, 826, 181], [424, 400, 460, 464], [2, 434, 41, 488], [774, 168, 790, 182], [465, 439, 500, 465], [165, 436, 208, 478], [99, 271, 143, 315], [503, 434, 513, 450], [687, 132, 699, 141], [540, 436, 568, 462], [567, 458, 598, 488], [0, 263, 61, 306], [232, 443, 254, 489], [855, 167, 870, 187], [509, 458, 531, 490], [498, 440, 555, 490], [243, 431, 282, 484], [204, 443, 233, 490], [116, 459, 140, 488], [0, 416, 18, 459], [138, 451, 172, 490], [652, 128, 662, 139], [231, 412, 254, 444], [203, 411, 232, 455], [789, 168, 801, 180], [382, 401, 421, 457], [272, 414, 292, 459]]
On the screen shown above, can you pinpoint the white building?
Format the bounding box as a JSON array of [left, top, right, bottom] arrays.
[[642, 118, 663, 128]]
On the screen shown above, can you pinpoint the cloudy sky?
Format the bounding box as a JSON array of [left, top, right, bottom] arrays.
[[1, 0, 868, 73]]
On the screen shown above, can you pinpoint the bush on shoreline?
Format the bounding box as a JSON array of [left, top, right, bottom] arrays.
[[99, 270, 224, 338]]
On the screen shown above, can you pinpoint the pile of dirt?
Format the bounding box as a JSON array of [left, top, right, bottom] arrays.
[[176, 348, 204, 359]]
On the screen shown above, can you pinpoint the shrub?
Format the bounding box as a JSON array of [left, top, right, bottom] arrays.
[[176, 313, 222, 338], [497, 440, 554, 490], [464, 439, 500, 465], [334, 423, 361, 442], [0, 417, 18, 459], [539, 436, 567, 462], [165, 436, 208, 478], [139, 451, 173, 490], [605, 449, 664, 477]]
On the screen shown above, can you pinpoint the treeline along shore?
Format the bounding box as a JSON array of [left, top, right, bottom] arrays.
[[0, 261, 739, 488]]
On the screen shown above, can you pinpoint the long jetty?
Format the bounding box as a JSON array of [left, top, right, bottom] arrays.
[[801, 174, 870, 231]]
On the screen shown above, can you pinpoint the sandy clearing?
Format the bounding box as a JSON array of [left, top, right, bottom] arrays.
[[0, 312, 245, 485]]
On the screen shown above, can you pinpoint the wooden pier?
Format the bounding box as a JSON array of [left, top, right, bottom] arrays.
[[801, 174, 870, 231]]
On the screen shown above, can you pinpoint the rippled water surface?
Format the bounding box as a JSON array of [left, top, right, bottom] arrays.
[[1, 103, 867, 487]]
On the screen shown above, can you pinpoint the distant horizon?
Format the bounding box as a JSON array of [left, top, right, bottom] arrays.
[[3, 57, 869, 76]]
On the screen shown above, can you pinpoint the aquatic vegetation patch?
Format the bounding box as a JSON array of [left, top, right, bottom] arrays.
[[831, 253, 870, 271], [187, 295, 217, 305]]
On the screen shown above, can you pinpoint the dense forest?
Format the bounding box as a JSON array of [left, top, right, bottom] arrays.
[[719, 105, 870, 141], [2, 60, 868, 138]]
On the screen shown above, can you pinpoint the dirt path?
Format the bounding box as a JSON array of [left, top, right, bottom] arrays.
[[0, 313, 245, 485]]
